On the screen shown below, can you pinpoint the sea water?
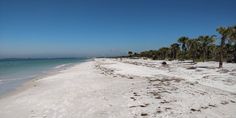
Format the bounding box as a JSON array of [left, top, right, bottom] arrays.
[[0, 58, 87, 96]]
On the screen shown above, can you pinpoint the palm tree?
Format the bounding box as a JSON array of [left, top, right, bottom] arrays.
[[170, 43, 180, 60], [178, 36, 189, 60], [228, 26, 236, 62], [128, 51, 133, 57], [138, 25, 235, 63], [187, 39, 199, 63], [178, 36, 189, 53], [208, 44, 217, 60], [133, 52, 139, 57], [228, 26, 236, 41], [217, 27, 230, 68], [197, 35, 215, 62], [158, 47, 169, 60]]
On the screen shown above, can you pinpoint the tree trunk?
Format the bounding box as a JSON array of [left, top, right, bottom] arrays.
[[234, 53, 236, 63], [219, 38, 225, 68], [192, 51, 195, 63], [192, 56, 195, 63], [234, 44, 236, 63], [203, 49, 206, 62]]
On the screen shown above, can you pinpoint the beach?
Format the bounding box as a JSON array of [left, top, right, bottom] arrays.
[[0, 58, 235, 118]]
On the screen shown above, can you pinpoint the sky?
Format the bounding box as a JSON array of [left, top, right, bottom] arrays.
[[0, 0, 236, 58]]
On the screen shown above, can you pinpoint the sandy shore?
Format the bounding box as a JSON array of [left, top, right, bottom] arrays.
[[0, 58, 235, 118]]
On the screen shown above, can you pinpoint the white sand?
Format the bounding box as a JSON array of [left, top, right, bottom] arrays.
[[0, 59, 235, 118]]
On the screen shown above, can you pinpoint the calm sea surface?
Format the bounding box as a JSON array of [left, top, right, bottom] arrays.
[[0, 58, 87, 96]]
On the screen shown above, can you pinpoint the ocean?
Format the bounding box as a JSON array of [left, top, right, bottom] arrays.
[[0, 58, 87, 96]]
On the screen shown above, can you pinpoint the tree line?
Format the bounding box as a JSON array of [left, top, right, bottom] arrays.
[[128, 25, 236, 68]]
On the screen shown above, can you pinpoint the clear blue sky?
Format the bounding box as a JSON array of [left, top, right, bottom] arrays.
[[0, 0, 235, 58]]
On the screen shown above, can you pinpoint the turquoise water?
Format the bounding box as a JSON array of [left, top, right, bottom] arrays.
[[0, 58, 87, 96]]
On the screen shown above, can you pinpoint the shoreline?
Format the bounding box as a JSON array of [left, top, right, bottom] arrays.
[[0, 60, 87, 99]]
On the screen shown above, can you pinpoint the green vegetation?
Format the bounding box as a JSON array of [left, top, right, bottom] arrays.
[[128, 51, 133, 57], [128, 25, 236, 68]]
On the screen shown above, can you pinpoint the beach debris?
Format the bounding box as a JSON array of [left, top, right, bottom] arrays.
[[221, 101, 229, 105], [195, 69, 203, 72], [156, 109, 162, 113], [130, 97, 136, 101], [187, 66, 197, 69], [140, 113, 148, 116], [160, 100, 170, 104], [200, 106, 208, 109], [190, 108, 201, 112], [128, 76, 134, 79], [161, 61, 167, 66], [129, 103, 149, 108], [140, 103, 150, 107], [230, 100, 236, 103], [133, 92, 140, 96], [208, 104, 217, 107], [165, 107, 172, 111], [93, 58, 236, 117]]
